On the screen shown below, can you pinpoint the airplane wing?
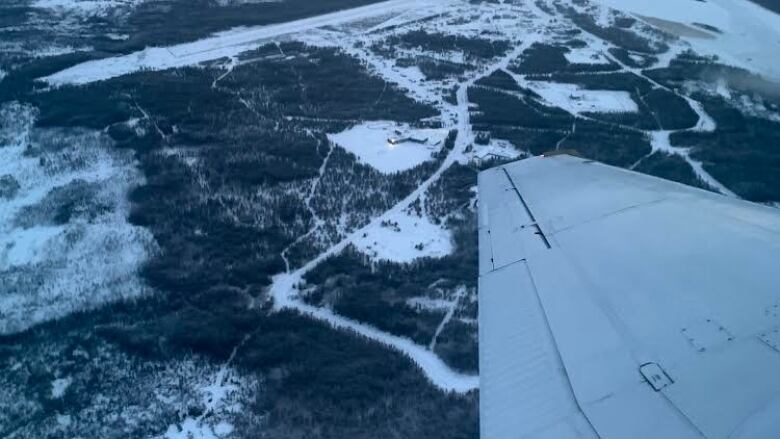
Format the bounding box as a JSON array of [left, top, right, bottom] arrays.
[[477, 154, 780, 439]]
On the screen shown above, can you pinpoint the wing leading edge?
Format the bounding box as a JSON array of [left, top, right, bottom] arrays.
[[478, 155, 780, 439]]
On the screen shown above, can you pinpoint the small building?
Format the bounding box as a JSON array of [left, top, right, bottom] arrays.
[[388, 136, 429, 146]]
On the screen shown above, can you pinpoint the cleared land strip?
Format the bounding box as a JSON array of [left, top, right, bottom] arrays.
[[42, 0, 445, 86]]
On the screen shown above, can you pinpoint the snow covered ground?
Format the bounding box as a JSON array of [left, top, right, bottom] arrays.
[[527, 82, 639, 114], [563, 46, 610, 65], [33, 45, 93, 58], [160, 363, 243, 439], [407, 296, 454, 312], [593, 0, 780, 80], [50, 377, 72, 399], [32, 0, 147, 17], [327, 121, 447, 173], [43, 0, 449, 86], [472, 138, 523, 163], [13, 0, 777, 416], [353, 210, 453, 262], [266, 36, 533, 394], [0, 102, 156, 334]]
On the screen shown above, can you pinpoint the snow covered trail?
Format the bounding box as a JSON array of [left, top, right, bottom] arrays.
[[280, 140, 333, 273], [43, 0, 448, 86], [642, 131, 737, 196], [278, 294, 480, 393], [429, 287, 464, 351]]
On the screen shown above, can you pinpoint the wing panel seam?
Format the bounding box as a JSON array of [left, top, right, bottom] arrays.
[[501, 167, 552, 249]]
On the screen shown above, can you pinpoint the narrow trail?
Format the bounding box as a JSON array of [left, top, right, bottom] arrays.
[[211, 56, 238, 89], [429, 287, 464, 351], [280, 141, 334, 273]]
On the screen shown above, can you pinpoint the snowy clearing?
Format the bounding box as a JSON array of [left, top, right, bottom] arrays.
[[0, 102, 156, 335], [353, 210, 453, 262], [328, 121, 447, 174], [528, 82, 638, 114], [563, 46, 610, 65], [406, 296, 454, 312]]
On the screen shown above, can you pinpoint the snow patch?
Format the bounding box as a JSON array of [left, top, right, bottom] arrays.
[[528, 82, 639, 114], [1, 226, 65, 268], [213, 422, 234, 436], [34, 45, 92, 58], [353, 210, 452, 262], [51, 377, 72, 398], [564, 46, 609, 65], [406, 296, 453, 311], [105, 33, 130, 41], [164, 418, 229, 439], [328, 121, 447, 174]]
